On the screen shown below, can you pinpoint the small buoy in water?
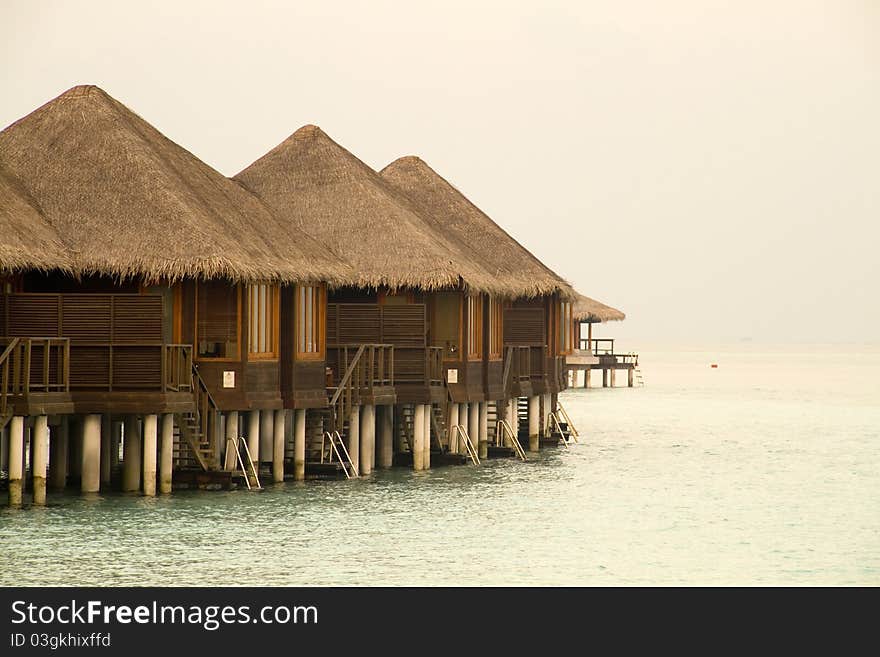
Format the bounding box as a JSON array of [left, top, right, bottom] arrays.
[[710, 363, 718, 368]]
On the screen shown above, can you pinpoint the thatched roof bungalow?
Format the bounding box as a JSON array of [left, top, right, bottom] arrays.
[[379, 156, 575, 301], [0, 85, 350, 285], [235, 125, 508, 295], [573, 293, 625, 323]]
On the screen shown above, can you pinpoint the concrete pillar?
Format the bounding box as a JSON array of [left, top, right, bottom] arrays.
[[100, 415, 112, 485], [49, 417, 69, 491], [32, 415, 49, 505], [610, 369, 617, 387], [377, 406, 393, 468], [508, 399, 518, 435], [122, 415, 141, 493], [141, 414, 158, 496], [360, 404, 375, 476], [347, 405, 360, 473], [584, 369, 591, 388], [602, 369, 608, 388], [159, 414, 174, 494], [8, 416, 25, 506], [81, 414, 101, 494], [478, 402, 488, 459], [413, 404, 425, 471], [628, 368, 634, 387], [422, 404, 431, 470], [468, 403, 479, 454], [294, 409, 306, 480], [223, 411, 239, 471], [272, 409, 285, 483], [448, 403, 460, 453], [528, 395, 540, 452], [247, 410, 260, 464], [260, 410, 274, 465]]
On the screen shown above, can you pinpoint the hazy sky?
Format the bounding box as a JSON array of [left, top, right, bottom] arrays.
[[2, 1, 877, 343]]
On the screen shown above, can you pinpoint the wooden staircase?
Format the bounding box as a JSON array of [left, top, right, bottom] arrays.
[[173, 363, 220, 471]]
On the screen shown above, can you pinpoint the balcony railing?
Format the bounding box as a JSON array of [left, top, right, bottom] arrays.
[[0, 338, 195, 395], [0, 337, 71, 396], [577, 337, 638, 365], [332, 344, 395, 392]]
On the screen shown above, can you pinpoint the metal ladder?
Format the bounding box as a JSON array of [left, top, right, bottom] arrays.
[[321, 430, 359, 479], [226, 436, 262, 490], [634, 365, 645, 386], [450, 425, 480, 466], [496, 419, 526, 461], [555, 401, 580, 443]]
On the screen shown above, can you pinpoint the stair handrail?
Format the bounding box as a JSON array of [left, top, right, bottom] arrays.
[[323, 430, 358, 478], [186, 362, 221, 470], [555, 401, 579, 442], [548, 412, 571, 449], [451, 424, 480, 466], [330, 344, 367, 408], [227, 436, 262, 490], [0, 338, 21, 422], [496, 419, 527, 461]]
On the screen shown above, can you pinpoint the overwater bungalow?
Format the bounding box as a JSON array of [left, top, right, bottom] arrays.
[[0, 86, 349, 503], [235, 126, 515, 471], [379, 156, 578, 450], [565, 293, 638, 388]]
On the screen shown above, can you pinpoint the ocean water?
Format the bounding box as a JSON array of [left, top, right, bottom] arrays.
[[1, 343, 878, 586]]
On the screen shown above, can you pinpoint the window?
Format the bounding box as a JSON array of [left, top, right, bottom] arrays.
[[466, 294, 483, 360], [296, 284, 325, 360], [488, 296, 503, 359], [196, 281, 240, 360], [248, 283, 279, 359], [558, 300, 573, 355]]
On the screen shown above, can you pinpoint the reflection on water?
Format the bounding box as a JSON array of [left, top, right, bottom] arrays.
[[1, 344, 878, 585]]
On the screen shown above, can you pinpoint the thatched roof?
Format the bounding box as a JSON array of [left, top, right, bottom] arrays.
[[0, 85, 350, 284], [235, 126, 506, 294], [0, 166, 73, 273], [380, 156, 576, 300], [573, 293, 625, 322]]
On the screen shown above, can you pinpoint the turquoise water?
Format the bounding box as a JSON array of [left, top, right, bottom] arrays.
[[1, 343, 878, 585]]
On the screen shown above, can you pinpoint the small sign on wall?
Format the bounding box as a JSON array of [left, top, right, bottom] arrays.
[[222, 371, 235, 388], [447, 368, 458, 384]]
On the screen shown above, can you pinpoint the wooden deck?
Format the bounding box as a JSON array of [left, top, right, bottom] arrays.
[[566, 339, 641, 388]]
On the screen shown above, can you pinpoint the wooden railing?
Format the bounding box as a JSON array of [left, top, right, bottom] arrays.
[[578, 338, 639, 365], [64, 342, 195, 391], [582, 338, 613, 355], [0, 338, 20, 423], [0, 338, 195, 394], [334, 343, 394, 391], [0, 337, 71, 396], [192, 362, 220, 457], [325, 343, 395, 433]]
